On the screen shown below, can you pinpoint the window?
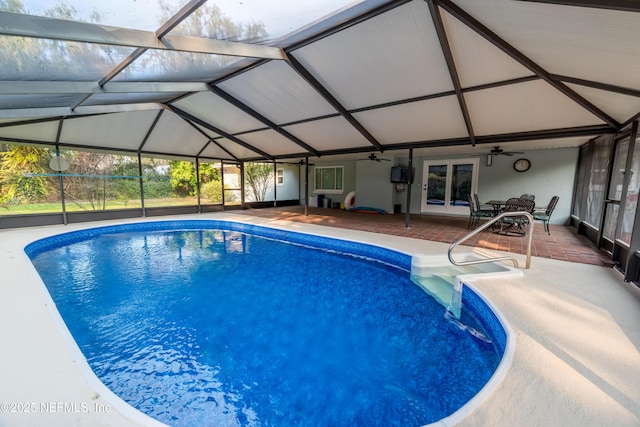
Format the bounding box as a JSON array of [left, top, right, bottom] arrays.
[[276, 168, 284, 186], [314, 166, 343, 193]]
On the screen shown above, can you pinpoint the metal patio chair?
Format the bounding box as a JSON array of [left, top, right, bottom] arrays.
[[467, 194, 494, 228], [496, 197, 536, 236], [474, 193, 495, 213], [533, 195, 559, 234]]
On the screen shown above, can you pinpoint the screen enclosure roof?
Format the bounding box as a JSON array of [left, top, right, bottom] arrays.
[[1, 0, 639, 162]]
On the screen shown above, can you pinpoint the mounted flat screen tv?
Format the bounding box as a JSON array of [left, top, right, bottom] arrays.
[[390, 166, 413, 183]]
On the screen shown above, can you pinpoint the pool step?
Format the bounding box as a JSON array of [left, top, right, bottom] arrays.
[[410, 254, 524, 320], [410, 274, 460, 315], [411, 274, 452, 303]]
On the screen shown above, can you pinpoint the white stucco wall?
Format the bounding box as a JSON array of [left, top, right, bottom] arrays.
[[305, 147, 578, 224], [401, 147, 577, 225]]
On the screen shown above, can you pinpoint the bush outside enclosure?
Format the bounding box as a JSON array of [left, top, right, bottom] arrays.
[[0, 144, 224, 214]]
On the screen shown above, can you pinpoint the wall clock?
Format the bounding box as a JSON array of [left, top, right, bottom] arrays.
[[513, 158, 531, 172]]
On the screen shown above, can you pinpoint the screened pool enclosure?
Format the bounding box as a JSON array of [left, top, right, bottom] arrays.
[[2, 1, 640, 281]]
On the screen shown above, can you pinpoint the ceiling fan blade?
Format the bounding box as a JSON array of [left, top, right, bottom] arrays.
[[481, 146, 525, 157], [293, 160, 314, 166]]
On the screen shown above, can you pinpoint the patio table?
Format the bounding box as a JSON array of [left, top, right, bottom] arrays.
[[484, 200, 507, 215]]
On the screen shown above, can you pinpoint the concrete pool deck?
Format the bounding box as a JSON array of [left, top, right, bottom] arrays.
[[1, 212, 639, 426]]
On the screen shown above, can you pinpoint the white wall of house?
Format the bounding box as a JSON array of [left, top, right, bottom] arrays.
[[355, 157, 395, 213], [301, 159, 357, 209], [247, 163, 300, 202], [302, 157, 399, 212], [476, 148, 578, 225], [401, 147, 578, 225], [262, 164, 300, 201], [305, 147, 578, 224], [277, 165, 301, 200]]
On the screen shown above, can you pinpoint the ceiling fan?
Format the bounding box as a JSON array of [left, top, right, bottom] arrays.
[[474, 146, 525, 166], [357, 153, 391, 162], [283, 159, 314, 166], [486, 146, 524, 156]]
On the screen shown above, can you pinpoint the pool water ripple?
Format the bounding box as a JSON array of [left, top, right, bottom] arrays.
[[27, 222, 504, 427]]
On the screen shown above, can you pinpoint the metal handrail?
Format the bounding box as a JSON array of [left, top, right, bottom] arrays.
[[448, 211, 534, 269]]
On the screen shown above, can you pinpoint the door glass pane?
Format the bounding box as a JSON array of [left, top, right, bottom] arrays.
[[450, 163, 473, 207], [427, 165, 447, 206]]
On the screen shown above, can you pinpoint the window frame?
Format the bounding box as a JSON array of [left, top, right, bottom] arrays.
[[276, 168, 284, 186], [313, 165, 344, 194]]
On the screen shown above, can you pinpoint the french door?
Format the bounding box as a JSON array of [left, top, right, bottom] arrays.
[[420, 158, 479, 215]]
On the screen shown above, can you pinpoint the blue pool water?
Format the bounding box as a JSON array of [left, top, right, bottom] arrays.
[[26, 220, 504, 427]]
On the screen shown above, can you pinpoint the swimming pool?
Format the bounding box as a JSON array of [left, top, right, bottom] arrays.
[[25, 220, 510, 427]]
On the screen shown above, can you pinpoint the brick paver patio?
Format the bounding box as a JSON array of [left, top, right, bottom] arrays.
[[237, 206, 614, 267]]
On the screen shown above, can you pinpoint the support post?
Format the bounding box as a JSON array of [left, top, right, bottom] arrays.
[[405, 148, 413, 228], [56, 144, 67, 225], [304, 157, 309, 216], [137, 152, 145, 218], [273, 160, 277, 207], [221, 160, 226, 210], [240, 161, 246, 209], [195, 157, 201, 214]]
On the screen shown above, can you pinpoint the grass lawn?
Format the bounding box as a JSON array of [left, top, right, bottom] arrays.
[[0, 198, 221, 216]]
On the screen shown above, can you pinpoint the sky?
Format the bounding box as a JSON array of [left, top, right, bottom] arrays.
[[12, 0, 360, 39]]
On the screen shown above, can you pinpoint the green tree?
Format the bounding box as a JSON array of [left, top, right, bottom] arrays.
[[110, 155, 141, 206], [201, 180, 222, 203], [198, 162, 220, 184], [199, 162, 222, 203], [62, 151, 111, 210], [0, 145, 52, 205], [0, 0, 25, 13], [130, 1, 268, 77], [169, 160, 196, 197], [163, 1, 267, 40], [0, 0, 128, 80], [245, 162, 273, 202], [141, 158, 172, 199]]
